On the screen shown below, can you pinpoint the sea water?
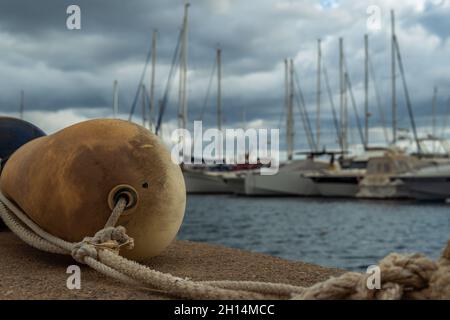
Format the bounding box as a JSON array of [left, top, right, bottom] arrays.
[[179, 195, 450, 271]]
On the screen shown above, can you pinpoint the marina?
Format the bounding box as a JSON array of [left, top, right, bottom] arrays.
[[175, 7, 450, 202]]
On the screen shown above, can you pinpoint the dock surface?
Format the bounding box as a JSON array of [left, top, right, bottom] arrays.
[[0, 231, 343, 299]]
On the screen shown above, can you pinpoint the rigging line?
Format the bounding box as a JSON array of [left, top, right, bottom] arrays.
[[294, 70, 316, 151], [292, 74, 310, 150], [368, 55, 390, 144], [293, 68, 316, 151], [144, 89, 155, 130], [293, 85, 313, 152], [198, 58, 217, 121], [322, 66, 341, 146], [441, 98, 450, 139], [192, 57, 217, 149], [277, 99, 286, 130], [394, 37, 422, 154], [344, 73, 365, 147], [155, 28, 183, 135], [342, 55, 365, 147], [128, 43, 153, 121]]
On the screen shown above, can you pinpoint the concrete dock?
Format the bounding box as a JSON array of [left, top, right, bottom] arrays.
[[0, 231, 343, 299]]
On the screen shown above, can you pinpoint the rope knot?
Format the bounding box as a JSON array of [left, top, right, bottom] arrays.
[[71, 226, 134, 264]]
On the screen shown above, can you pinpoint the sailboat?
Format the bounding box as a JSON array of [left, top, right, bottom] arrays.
[[315, 11, 450, 200], [182, 45, 235, 194], [241, 56, 333, 196], [243, 155, 331, 196], [183, 168, 233, 194], [394, 162, 450, 201], [356, 10, 434, 200], [305, 37, 368, 198], [392, 90, 450, 201], [356, 148, 420, 199]]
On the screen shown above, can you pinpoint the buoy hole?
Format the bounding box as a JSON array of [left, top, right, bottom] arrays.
[[142, 182, 149, 189], [107, 184, 139, 212], [113, 187, 138, 210], [117, 193, 131, 205]]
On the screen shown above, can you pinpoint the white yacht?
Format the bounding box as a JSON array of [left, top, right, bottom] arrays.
[[306, 151, 378, 198], [242, 158, 330, 196], [357, 150, 425, 199], [183, 168, 232, 194], [395, 162, 450, 201], [307, 169, 364, 198]]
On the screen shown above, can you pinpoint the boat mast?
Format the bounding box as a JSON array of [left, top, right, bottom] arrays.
[[394, 37, 422, 154], [157, 98, 163, 135], [432, 86, 438, 153], [178, 2, 189, 130], [19, 90, 24, 120], [345, 72, 365, 147], [441, 98, 450, 139], [323, 66, 341, 146], [339, 38, 347, 152], [155, 15, 185, 135], [287, 59, 295, 161], [149, 29, 157, 132], [217, 47, 222, 131], [391, 10, 397, 145], [316, 39, 322, 149], [293, 65, 316, 151], [364, 34, 369, 149], [343, 69, 348, 152], [284, 59, 288, 121], [368, 53, 390, 144], [284, 59, 289, 159], [113, 80, 118, 118], [141, 84, 147, 127], [432, 86, 438, 137]]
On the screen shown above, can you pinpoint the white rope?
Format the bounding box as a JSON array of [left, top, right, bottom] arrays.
[[0, 189, 449, 300], [0, 190, 278, 299], [0, 192, 73, 252], [0, 201, 66, 255], [97, 249, 267, 299], [200, 280, 306, 296]]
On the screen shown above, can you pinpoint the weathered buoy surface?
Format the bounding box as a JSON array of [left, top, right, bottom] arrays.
[[0, 119, 186, 260], [0, 117, 46, 166]]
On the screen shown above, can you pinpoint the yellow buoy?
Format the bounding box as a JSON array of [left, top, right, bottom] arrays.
[[0, 119, 186, 261]]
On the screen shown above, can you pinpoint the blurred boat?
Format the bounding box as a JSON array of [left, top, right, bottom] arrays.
[[221, 171, 246, 195], [0, 117, 46, 168], [306, 150, 380, 198], [356, 149, 423, 199], [0, 117, 46, 229], [395, 162, 450, 201], [308, 169, 363, 198], [183, 167, 232, 194], [242, 158, 331, 196]]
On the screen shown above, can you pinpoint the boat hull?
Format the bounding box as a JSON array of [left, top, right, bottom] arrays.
[[244, 171, 319, 196], [183, 170, 232, 194], [397, 177, 450, 201], [311, 176, 360, 198], [357, 179, 411, 199], [222, 175, 246, 195]]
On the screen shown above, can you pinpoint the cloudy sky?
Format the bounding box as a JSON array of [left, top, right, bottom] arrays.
[[0, 0, 449, 154]]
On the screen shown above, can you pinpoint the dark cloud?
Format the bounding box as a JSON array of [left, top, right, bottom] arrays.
[[0, 0, 449, 151]]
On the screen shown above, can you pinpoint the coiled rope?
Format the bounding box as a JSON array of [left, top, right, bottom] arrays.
[[0, 190, 448, 300]]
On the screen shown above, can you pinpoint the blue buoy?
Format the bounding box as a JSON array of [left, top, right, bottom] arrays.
[[0, 117, 45, 229], [0, 117, 46, 168]]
